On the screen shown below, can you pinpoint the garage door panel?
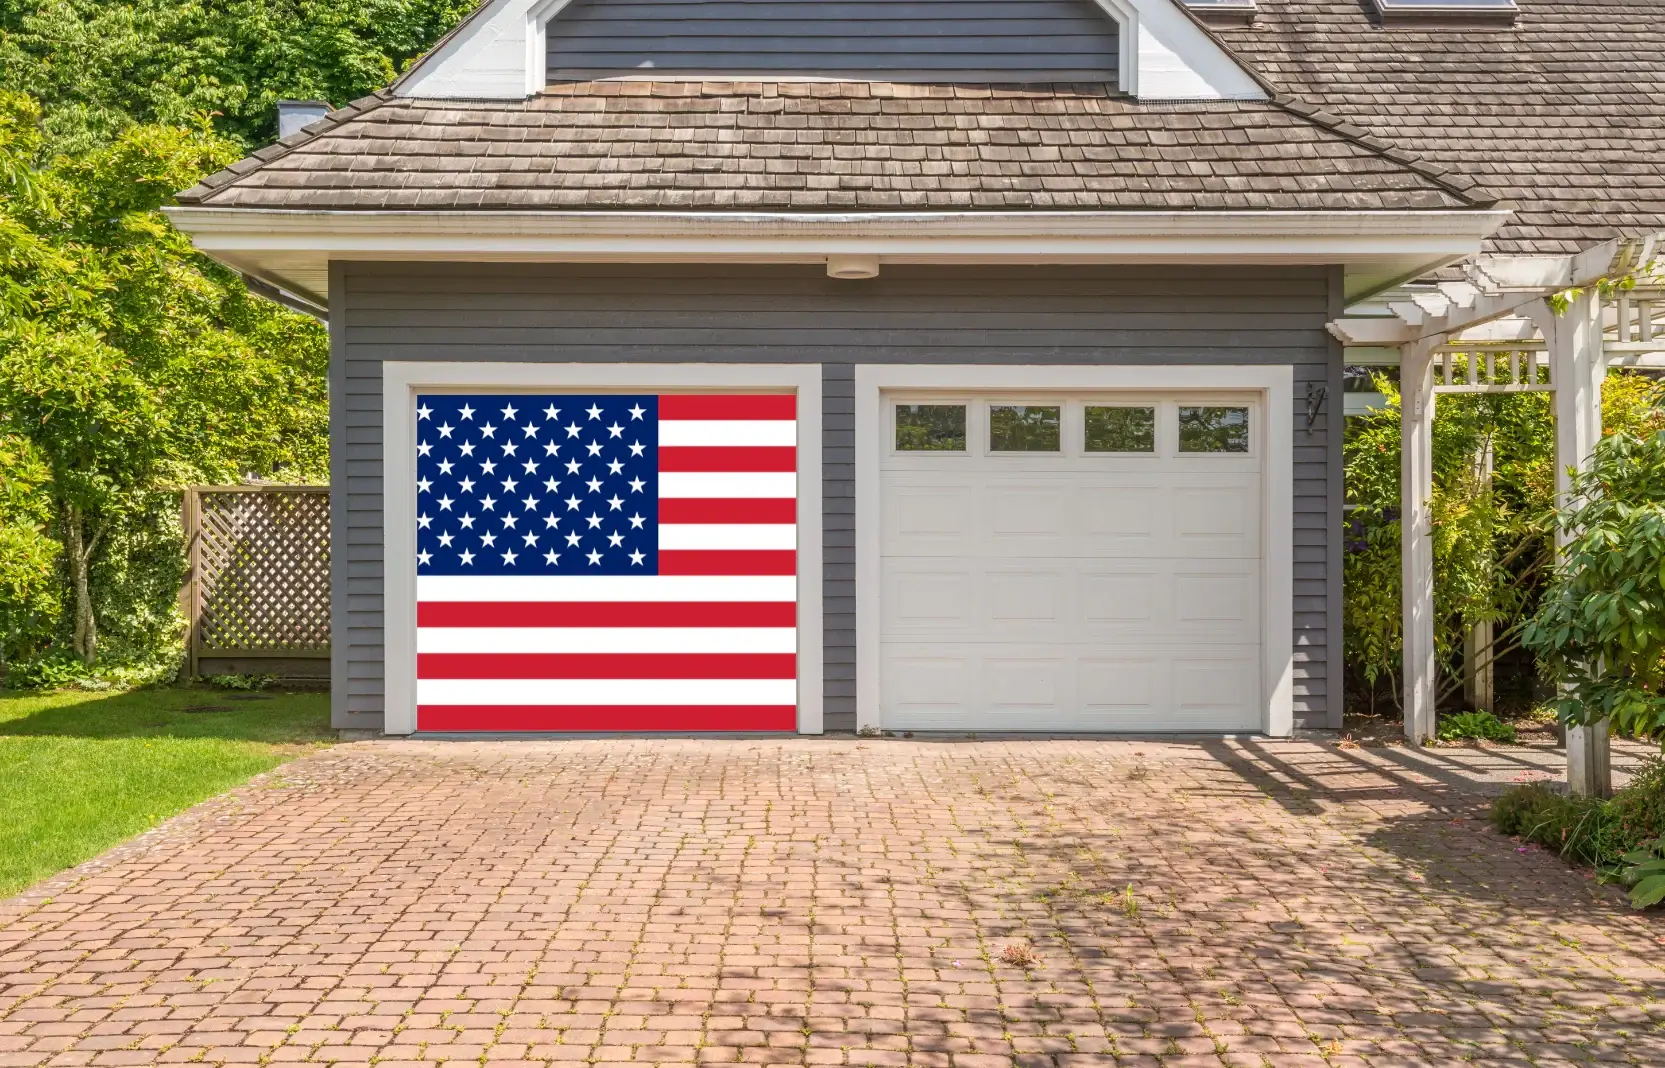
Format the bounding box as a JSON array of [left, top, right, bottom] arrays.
[[1078, 571, 1159, 625], [885, 477, 977, 551], [885, 558, 1257, 644], [1173, 571, 1258, 627], [887, 567, 976, 630], [882, 642, 1258, 732], [886, 653, 975, 715], [987, 570, 1065, 625], [1172, 483, 1260, 555], [985, 655, 1068, 713], [1077, 655, 1159, 712], [1082, 486, 1161, 548], [889, 474, 1258, 560], [1171, 655, 1260, 729]]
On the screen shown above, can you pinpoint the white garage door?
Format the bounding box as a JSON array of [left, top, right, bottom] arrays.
[[880, 394, 1263, 732]]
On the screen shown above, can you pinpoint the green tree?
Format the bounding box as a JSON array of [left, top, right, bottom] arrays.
[[1523, 427, 1665, 737], [1342, 367, 1665, 707], [0, 0, 475, 153], [0, 435, 59, 673], [0, 90, 327, 666]]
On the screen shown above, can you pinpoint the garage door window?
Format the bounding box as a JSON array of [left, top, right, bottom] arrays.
[[1178, 406, 1250, 454], [1084, 405, 1156, 453], [895, 404, 966, 451], [989, 405, 1060, 452]]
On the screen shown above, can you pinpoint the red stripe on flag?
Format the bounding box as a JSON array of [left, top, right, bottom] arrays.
[[659, 446, 795, 472], [418, 652, 796, 680], [658, 550, 796, 575], [417, 705, 798, 732], [659, 395, 796, 421], [659, 498, 796, 524], [417, 601, 795, 628]]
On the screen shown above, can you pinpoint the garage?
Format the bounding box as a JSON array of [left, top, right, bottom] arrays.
[[877, 392, 1266, 732]]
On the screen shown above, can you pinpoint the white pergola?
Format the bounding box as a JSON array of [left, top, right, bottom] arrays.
[[1330, 233, 1665, 796]]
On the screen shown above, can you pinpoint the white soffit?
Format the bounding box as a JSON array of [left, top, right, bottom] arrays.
[[393, 0, 1265, 102], [163, 207, 1509, 309]]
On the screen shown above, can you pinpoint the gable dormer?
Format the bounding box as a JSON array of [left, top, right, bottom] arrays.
[[545, 0, 1122, 83], [395, 0, 1264, 101]]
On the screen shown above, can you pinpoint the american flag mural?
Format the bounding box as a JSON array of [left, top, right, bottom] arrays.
[[414, 393, 797, 732]]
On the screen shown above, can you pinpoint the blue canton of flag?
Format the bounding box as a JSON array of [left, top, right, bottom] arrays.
[[415, 394, 659, 576]]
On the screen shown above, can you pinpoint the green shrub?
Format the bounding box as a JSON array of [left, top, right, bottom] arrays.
[[5, 648, 180, 691], [1610, 756, 1665, 844], [206, 673, 274, 691], [1618, 838, 1665, 909], [1437, 710, 1517, 744], [1491, 754, 1665, 877]]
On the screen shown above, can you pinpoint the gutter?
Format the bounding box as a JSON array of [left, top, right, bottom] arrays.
[[165, 206, 1512, 311], [168, 206, 1510, 247]]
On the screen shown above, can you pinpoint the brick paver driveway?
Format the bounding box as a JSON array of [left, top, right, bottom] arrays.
[[3, 738, 1664, 1067]]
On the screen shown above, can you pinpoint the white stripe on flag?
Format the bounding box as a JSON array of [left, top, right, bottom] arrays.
[[416, 678, 797, 706], [417, 575, 796, 602], [418, 627, 796, 654], [658, 472, 796, 499], [658, 524, 796, 551], [658, 420, 797, 447]]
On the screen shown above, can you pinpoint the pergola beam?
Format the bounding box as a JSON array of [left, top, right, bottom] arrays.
[[1330, 234, 1657, 349]]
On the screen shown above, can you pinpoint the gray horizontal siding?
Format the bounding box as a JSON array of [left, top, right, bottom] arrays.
[[545, 0, 1120, 79], [334, 263, 1341, 733]]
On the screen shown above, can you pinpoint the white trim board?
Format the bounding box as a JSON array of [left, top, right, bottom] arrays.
[[381, 361, 824, 736], [165, 206, 1511, 309], [853, 364, 1295, 737], [393, 0, 1264, 101]]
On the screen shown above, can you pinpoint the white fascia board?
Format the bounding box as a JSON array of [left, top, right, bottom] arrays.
[[166, 207, 1509, 260]]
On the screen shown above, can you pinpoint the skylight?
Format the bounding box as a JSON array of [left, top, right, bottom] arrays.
[[1373, 0, 1519, 24]]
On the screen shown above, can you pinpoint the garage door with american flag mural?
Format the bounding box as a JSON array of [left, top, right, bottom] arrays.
[[413, 392, 798, 732]]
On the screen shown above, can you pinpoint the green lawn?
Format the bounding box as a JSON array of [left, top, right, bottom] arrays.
[[0, 686, 333, 898]]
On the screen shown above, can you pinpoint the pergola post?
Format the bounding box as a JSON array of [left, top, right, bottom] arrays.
[[1401, 338, 1439, 743], [1528, 292, 1612, 797]]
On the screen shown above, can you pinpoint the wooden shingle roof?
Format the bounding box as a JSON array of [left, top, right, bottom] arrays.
[[1215, 0, 1665, 254], [176, 82, 1487, 213]]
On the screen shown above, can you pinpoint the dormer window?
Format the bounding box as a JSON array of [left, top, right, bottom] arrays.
[[1372, 0, 1519, 26]]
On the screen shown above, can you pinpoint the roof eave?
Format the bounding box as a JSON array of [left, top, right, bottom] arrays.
[[164, 206, 1512, 310]]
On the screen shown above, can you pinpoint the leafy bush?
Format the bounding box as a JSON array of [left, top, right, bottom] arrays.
[[1608, 755, 1665, 844], [1344, 371, 1665, 705], [4, 647, 179, 690], [206, 673, 274, 691], [1491, 756, 1665, 880], [1618, 838, 1665, 909], [1436, 710, 1517, 744], [1522, 428, 1665, 737], [1489, 783, 1621, 868]]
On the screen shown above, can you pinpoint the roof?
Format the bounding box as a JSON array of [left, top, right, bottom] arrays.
[[1215, 1, 1665, 255], [175, 81, 1487, 213]]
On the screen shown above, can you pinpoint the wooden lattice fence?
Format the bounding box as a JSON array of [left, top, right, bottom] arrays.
[[181, 486, 329, 679]]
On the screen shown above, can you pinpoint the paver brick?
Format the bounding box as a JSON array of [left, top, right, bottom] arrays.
[[3, 738, 1664, 1066]]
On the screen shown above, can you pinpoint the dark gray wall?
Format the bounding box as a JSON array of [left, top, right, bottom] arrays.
[[332, 262, 1341, 733], [545, 0, 1121, 80]]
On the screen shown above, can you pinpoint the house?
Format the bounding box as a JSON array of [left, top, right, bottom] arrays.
[[165, 0, 1665, 740]]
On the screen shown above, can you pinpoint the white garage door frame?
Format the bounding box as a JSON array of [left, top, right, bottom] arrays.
[[381, 361, 824, 736], [854, 364, 1294, 737]]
